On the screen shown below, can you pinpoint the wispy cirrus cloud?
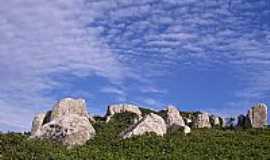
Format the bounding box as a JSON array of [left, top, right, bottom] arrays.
[[91, 0, 270, 98], [88, 0, 270, 120]]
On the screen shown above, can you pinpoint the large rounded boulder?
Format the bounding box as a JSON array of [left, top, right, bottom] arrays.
[[120, 113, 167, 139]]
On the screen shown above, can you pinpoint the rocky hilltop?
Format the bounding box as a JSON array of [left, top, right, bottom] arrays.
[[30, 98, 268, 147]]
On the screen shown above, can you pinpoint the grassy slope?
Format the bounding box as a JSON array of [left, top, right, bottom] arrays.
[[1, 113, 270, 160]]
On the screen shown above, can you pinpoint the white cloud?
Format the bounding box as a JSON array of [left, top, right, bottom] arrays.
[[100, 86, 125, 95], [0, 0, 134, 131], [140, 86, 167, 94]]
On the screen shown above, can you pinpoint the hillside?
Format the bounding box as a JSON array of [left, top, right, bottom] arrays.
[[1, 112, 270, 160]]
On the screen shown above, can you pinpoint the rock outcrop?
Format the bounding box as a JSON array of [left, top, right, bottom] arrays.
[[246, 103, 268, 128], [165, 106, 185, 128], [30, 99, 269, 146], [106, 104, 142, 122], [165, 106, 191, 135], [50, 98, 89, 120], [193, 112, 211, 128], [31, 98, 95, 146], [120, 113, 167, 139], [209, 115, 221, 127], [41, 114, 95, 146], [31, 112, 47, 137]]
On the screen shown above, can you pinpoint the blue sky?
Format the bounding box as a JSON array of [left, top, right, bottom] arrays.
[[0, 0, 270, 132]]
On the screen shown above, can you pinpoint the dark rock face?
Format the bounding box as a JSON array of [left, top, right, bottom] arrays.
[[237, 115, 246, 128], [221, 117, 238, 128], [246, 103, 268, 128]]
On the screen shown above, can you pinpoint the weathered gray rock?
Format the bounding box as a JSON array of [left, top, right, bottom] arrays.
[[50, 98, 88, 121], [41, 114, 96, 146], [106, 104, 142, 122], [165, 105, 185, 128], [31, 98, 95, 146], [193, 112, 211, 128], [246, 103, 268, 128], [31, 112, 46, 137], [209, 115, 221, 127], [120, 113, 167, 139]]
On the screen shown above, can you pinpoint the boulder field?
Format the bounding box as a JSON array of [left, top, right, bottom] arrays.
[[30, 98, 268, 146]]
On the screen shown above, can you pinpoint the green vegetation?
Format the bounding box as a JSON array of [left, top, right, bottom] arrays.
[[180, 111, 202, 119], [139, 107, 158, 116], [1, 113, 270, 160]]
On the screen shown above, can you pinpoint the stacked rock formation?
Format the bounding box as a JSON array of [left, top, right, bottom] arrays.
[[120, 113, 167, 139], [31, 98, 96, 146], [106, 104, 143, 122], [245, 103, 268, 128]]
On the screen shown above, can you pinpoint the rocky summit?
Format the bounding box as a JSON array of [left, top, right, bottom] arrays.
[[50, 98, 89, 120]]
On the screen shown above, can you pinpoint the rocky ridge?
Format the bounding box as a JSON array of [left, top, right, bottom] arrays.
[[31, 98, 268, 146]]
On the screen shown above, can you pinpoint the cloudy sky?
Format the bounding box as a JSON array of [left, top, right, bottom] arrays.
[[0, 0, 270, 132]]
